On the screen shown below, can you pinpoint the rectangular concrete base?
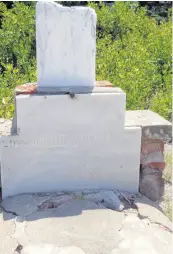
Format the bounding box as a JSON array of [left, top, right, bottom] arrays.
[[16, 88, 126, 137], [1, 127, 141, 199]]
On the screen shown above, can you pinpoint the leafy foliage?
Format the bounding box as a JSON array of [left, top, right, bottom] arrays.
[[139, 1, 172, 23], [89, 1, 172, 120], [0, 2, 36, 118], [0, 1, 172, 120]]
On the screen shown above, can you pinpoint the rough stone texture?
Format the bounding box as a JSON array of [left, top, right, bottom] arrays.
[[141, 139, 165, 169], [0, 207, 18, 254], [36, 1, 96, 89], [1, 193, 63, 216], [18, 200, 124, 254], [134, 195, 172, 229], [142, 151, 164, 164], [0, 192, 172, 254], [111, 213, 172, 254], [0, 119, 13, 136], [126, 110, 172, 142], [83, 190, 125, 211], [139, 138, 166, 201], [38, 194, 75, 210], [140, 167, 164, 201]]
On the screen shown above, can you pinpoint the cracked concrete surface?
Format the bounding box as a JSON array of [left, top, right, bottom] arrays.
[[0, 207, 18, 254], [0, 191, 172, 254]]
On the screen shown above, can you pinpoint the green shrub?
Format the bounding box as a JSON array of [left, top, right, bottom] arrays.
[[0, 2, 172, 120], [90, 2, 172, 120], [0, 2, 36, 118]]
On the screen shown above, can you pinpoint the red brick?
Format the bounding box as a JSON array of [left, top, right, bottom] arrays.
[[96, 81, 113, 87], [15, 80, 114, 96], [141, 139, 164, 154], [148, 162, 166, 170], [141, 139, 164, 164], [15, 83, 37, 95]]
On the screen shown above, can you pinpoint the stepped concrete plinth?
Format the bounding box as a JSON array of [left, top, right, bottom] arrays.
[[0, 2, 142, 198]]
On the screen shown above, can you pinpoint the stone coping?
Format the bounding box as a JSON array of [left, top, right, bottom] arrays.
[[15, 81, 124, 95], [126, 110, 172, 142], [0, 110, 172, 141]]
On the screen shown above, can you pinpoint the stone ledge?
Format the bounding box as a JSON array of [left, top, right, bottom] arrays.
[[1, 110, 171, 142], [125, 110, 172, 142], [15, 81, 124, 95]]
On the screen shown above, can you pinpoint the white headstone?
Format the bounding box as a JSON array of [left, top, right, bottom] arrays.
[[36, 1, 96, 90]]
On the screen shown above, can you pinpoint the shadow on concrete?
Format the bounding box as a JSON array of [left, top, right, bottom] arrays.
[[11, 113, 17, 135], [1, 198, 109, 220], [0, 192, 170, 229]]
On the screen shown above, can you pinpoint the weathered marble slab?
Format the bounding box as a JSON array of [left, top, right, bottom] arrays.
[[36, 1, 96, 89], [0, 127, 141, 198]]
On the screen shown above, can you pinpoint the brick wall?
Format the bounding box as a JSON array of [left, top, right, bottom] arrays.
[[140, 138, 165, 201]]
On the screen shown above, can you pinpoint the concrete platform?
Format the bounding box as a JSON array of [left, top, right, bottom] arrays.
[[0, 191, 172, 254]]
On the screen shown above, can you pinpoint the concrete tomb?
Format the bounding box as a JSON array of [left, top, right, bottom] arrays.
[[0, 1, 141, 199]]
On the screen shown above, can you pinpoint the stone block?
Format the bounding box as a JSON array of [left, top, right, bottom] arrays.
[[83, 190, 124, 211], [0, 126, 141, 199], [15, 89, 126, 137], [125, 110, 172, 142]]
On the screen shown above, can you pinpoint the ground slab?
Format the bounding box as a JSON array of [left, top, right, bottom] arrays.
[[0, 190, 172, 254]]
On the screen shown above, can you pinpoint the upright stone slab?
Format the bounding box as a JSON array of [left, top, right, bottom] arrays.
[[36, 1, 96, 90]]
